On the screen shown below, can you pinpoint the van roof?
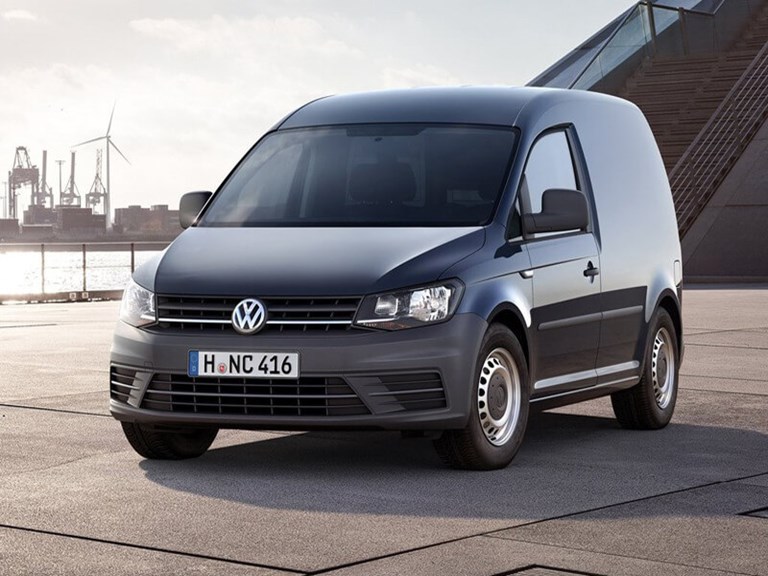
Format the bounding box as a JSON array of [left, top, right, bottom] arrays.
[[277, 86, 612, 130]]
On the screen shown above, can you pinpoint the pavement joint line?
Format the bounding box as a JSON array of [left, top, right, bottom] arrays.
[[482, 535, 760, 576], [0, 523, 306, 575], [684, 327, 768, 336], [0, 323, 58, 329], [482, 469, 768, 536], [679, 386, 768, 397], [680, 373, 768, 383], [493, 566, 606, 576], [738, 505, 768, 518], [686, 342, 768, 351], [303, 470, 768, 576], [0, 403, 111, 418]]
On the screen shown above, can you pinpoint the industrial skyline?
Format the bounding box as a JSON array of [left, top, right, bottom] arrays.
[[0, 0, 634, 214]]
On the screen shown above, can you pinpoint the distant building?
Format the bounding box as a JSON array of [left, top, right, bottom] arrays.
[[57, 207, 106, 235], [0, 219, 20, 239], [114, 204, 180, 234], [23, 205, 57, 226], [19, 224, 55, 239]]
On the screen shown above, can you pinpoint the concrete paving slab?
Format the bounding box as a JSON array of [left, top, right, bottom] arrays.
[[2, 390, 112, 415], [680, 374, 768, 396], [0, 301, 120, 323], [0, 405, 119, 478], [737, 473, 768, 488], [671, 387, 768, 431], [682, 288, 768, 331], [0, 526, 292, 576], [2, 395, 767, 573], [686, 328, 768, 349], [2, 289, 767, 574], [680, 343, 768, 382], [0, 312, 113, 402], [493, 482, 768, 576], [320, 536, 736, 576]]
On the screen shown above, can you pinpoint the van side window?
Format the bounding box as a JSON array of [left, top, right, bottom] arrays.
[[521, 131, 578, 214]]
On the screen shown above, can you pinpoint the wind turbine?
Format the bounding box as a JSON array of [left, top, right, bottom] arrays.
[[73, 104, 130, 230]]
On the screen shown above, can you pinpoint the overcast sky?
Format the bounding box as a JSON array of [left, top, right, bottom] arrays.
[[0, 0, 635, 215]]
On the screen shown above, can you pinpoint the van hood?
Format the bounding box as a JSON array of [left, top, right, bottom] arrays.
[[149, 227, 485, 296]]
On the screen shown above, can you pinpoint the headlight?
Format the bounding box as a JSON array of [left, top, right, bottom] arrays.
[[120, 279, 156, 327], [354, 280, 464, 330]]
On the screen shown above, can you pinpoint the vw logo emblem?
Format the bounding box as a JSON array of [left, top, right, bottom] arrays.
[[231, 298, 267, 335]]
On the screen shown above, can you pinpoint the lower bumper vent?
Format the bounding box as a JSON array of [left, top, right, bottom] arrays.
[[367, 373, 446, 412], [110, 366, 139, 404], [141, 373, 370, 417]]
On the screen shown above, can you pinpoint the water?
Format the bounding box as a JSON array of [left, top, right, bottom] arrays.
[[0, 248, 162, 295]]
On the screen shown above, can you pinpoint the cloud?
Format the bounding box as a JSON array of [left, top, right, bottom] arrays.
[[2, 9, 37, 21], [382, 64, 460, 88], [129, 15, 362, 59]]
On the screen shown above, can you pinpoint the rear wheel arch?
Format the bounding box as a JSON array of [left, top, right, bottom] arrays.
[[637, 289, 682, 367], [658, 293, 683, 355]]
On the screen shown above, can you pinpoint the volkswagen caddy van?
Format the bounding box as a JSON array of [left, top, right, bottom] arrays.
[[110, 87, 683, 470]]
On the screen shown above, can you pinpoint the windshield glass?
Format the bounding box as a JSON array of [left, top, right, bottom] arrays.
[[200, 124, 517, 227]]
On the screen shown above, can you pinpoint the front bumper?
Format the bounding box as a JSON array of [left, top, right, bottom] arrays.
[[109, 313, 487, 430]]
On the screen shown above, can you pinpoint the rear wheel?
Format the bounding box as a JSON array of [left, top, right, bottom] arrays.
[[121, 422, 218, 460], [611, 308, 679, 429], [433, 324, 530, 470]]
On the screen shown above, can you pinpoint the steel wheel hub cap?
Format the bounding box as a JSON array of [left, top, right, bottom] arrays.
[[477, 348, 521, 446], [652, 327, 675, 409]]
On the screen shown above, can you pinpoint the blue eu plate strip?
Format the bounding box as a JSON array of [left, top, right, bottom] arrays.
[[188, 351, 199, 377]]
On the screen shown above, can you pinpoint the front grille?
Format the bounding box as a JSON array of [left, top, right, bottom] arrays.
[[141, 373, 370, 417], [367, 373, 446, 412], [110, 366, 139, 404], [155, 295, 361, 334]]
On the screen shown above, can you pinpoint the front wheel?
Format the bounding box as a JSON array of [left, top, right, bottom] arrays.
[[611, 307, 679, 429], [433, 324, 530, 470], [121, 422, 218, 460]]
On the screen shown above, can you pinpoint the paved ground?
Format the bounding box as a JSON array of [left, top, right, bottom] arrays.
[[1, 288, 766, 576]]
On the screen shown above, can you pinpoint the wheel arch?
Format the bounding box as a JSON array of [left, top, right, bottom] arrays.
[[637, 288, 683, 366], [486, 303, 531, 370], [658, 290, 683, 361]]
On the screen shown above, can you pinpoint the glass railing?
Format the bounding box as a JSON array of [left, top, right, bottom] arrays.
[[530, 0, 764, 92]]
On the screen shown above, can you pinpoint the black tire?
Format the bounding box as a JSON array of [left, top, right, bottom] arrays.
[[121, 422, 218, 460], [611, 307, 679, 429], [433, 324, 530, 470]]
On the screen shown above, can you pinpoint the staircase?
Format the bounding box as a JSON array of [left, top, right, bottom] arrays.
[[617, 3, 768, 236]]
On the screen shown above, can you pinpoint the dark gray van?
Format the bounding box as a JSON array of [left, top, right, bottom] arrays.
[[111, 87, 683, 470]]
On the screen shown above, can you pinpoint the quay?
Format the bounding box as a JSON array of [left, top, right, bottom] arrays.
[[0, 288, 766, 575]]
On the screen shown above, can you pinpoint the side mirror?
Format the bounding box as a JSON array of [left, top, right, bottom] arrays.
[[179, 191, 213, 229], [523, 188, 589, 235]]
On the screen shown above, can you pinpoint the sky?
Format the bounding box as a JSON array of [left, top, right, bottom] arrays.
[[0, 0, 636, 217]]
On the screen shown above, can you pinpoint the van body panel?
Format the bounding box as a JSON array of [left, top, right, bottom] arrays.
[[111, 86, 683, 443], [154, 226, 485, 296], [527, 233, 601, 389]]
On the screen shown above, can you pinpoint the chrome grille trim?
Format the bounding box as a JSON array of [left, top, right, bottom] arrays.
[[154, 295, 362, 333]]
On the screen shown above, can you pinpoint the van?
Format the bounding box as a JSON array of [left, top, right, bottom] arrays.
[[110, 87, 683, 470]]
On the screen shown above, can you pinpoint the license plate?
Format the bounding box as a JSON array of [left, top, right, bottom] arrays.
[[188, 351, 299, 379]]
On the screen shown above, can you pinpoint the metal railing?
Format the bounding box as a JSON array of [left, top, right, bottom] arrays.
[[670, 40, 768, 236], [0, 241, 169, 302]]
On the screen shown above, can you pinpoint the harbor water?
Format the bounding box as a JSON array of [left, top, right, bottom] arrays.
[[0, 246, 162, 296]]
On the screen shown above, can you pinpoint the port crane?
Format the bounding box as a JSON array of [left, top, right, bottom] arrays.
[[7, 146, 52, 219]]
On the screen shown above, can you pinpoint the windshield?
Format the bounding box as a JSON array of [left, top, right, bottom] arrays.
[[200, 124, 517, 227]]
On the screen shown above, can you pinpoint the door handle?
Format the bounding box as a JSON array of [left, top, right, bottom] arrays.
[[583, 261, 600, 278]]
